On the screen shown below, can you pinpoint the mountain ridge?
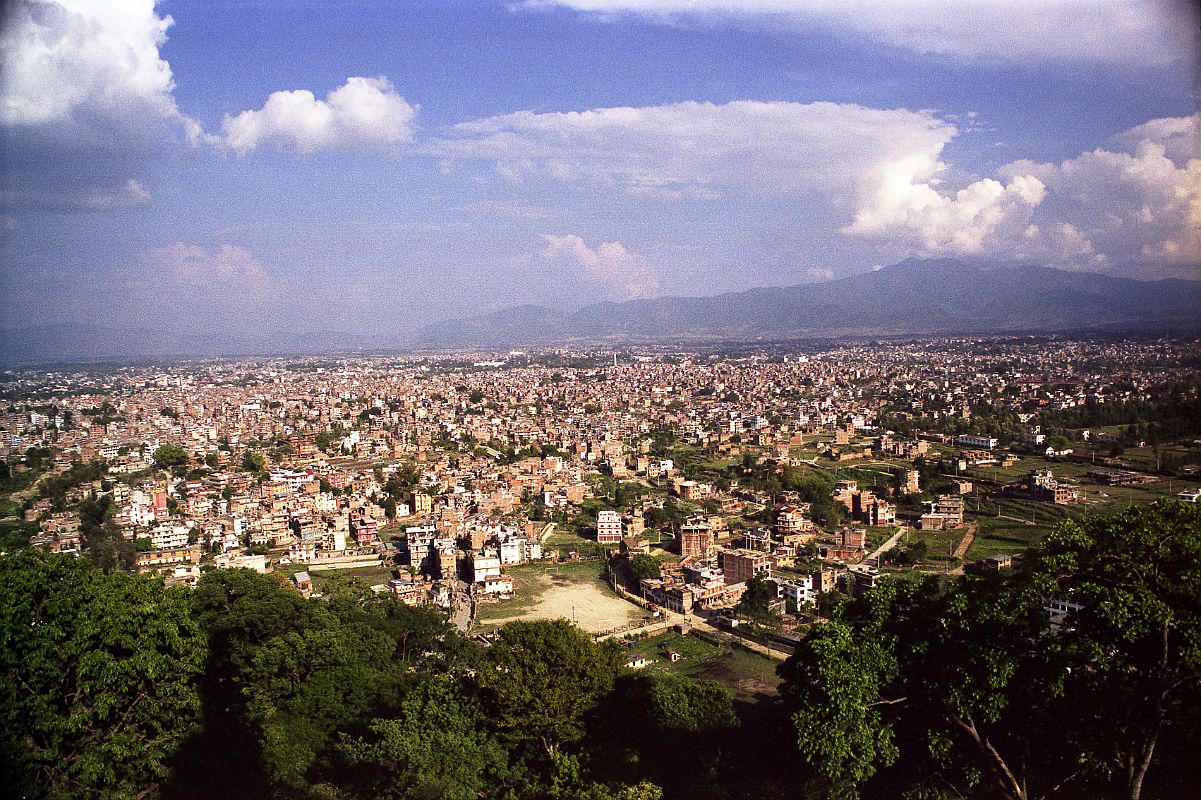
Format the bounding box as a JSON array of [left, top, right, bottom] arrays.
[[413, 258, 1201, 347]]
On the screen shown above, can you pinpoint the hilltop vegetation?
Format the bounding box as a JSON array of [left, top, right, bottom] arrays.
[[1, 502, 1197, 799]]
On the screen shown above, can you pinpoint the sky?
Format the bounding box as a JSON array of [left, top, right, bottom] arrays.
[[0, 0, 1198, 340]]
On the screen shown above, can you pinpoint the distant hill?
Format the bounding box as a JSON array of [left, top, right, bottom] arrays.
[[4, 259, 1197, 364], [414, 258, 1201, 347]]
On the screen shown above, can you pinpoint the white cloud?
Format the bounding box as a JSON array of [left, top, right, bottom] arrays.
[[843, 170, 1046, 255], [0, 0, 204, 212], [72, 178, 152, 211], [0, 0, 197, 137], [541, 234, 659, 298], [441, 99, 1045, 257], [999, 113, 1200, 268], [525, 0, 1196, 67], [444, 99, 1198, 272], [218, 76, 417, 156], [149, 242, 271, 296], [438, 100, 956, 201]]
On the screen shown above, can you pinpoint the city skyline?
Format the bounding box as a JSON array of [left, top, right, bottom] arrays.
[[1, 0, 1198, 341]]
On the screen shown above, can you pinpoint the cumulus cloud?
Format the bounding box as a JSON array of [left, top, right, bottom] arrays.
[[525, 0, 1197, 67], [541, 234, 659, 298], [843, 169, 1046, 255], [0, 0, 193, 132], [998, 113, 1200, 269], [439, 99, 1046, 256], [442, 99, 1198, 272], [217, 76, 417, 156], [149, 242, 272, 296], [0, 0, 201, 211]]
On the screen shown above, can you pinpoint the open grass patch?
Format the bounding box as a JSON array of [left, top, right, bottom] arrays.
[[621, 632, 780, 698], [965, 527, 1043, 561]]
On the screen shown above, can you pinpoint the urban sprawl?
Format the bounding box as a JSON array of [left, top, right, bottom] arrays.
[[3, 336, 1199, 653]]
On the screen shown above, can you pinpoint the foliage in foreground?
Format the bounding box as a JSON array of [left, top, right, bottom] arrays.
[[0, 502, 1196, 800], [780, 501, 1201, 800]]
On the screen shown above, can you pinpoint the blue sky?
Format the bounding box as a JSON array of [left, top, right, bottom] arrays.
[[1, 0, 1198, 339]]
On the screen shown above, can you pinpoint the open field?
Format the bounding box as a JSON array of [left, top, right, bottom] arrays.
[[624, 631, 781, 698], [965, 524, 1043, 560], [273, 560, 398, 592], [543, 529, 613, 559], [907, 525, 966, 560], [476, 561, 645, 633]]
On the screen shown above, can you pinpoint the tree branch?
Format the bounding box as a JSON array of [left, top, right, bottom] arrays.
[[950, 713, 1027, 800]]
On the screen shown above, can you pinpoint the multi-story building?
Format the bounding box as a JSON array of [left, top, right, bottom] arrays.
[[596, 509, 624, 544], [679, 518, 714, 560], [719, 548, 771, 584], [920, 494, 965, 529], [956, 434, 999, 449], [470, 550, 502, 584]]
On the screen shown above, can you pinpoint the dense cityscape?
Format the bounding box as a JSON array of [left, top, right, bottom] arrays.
[[2, 336, 1199, 797]]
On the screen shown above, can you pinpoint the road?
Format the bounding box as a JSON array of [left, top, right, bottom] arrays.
[[865, 526, 907, 563], [450, 582, 473, 632]]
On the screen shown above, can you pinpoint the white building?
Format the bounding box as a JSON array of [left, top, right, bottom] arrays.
[[596, 509, 624, 544], [151, 524, 190, 550]]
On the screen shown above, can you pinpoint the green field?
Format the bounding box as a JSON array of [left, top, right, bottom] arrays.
[[965, 523, 1043, 561], [274, 561, 399, 593], [543, 529, 614, 560], [907, 525, 965, 560], [622, 631, 781, 698]]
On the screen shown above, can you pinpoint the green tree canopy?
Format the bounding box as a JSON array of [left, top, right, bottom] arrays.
[[628, 553, 661, 583], [0, 553, 206, 799], [736, 574, 780, 622], [332, 677, 507, 800], [476, 619, 623, 758], [152, 443, 189, 469], [778, 502, 1201, 800]]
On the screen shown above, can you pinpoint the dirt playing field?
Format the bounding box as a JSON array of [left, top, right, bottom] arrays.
[[478, 564, 646, 633]]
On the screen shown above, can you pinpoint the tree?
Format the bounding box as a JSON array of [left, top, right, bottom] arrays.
[[778, 589, 902, 799], [152, 443, 189, 470], [0, 553, 206, 799], [242, 451, 266, 473], [476, 619, 623, 758], [628, 553, 661, 583], [1024, 501, 1201, 800], [333, 678, 506, 800], [778, 503, 1201, 800], [77, 493, 133, 570], [736, 574, 779, 621]]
